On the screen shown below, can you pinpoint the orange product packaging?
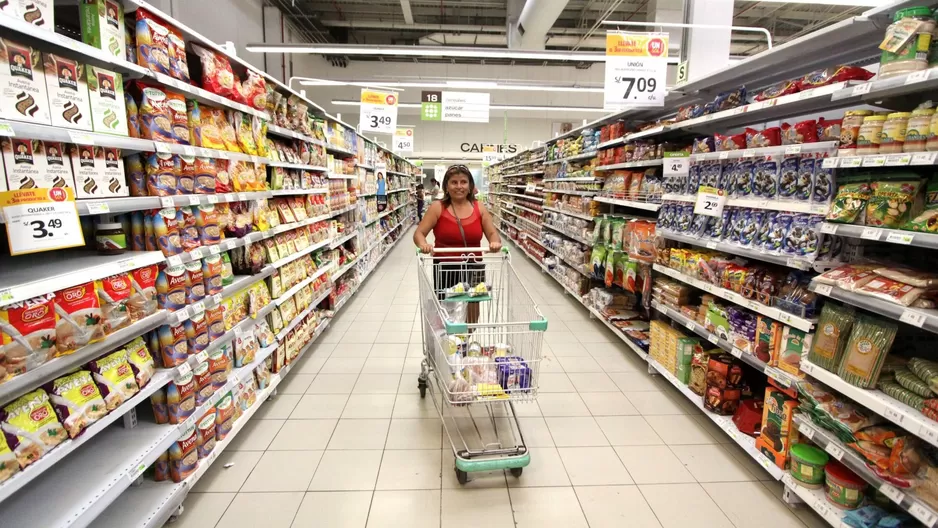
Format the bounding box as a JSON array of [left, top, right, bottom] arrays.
[[54, 282, 105, 356], [628, 220, 657, 263], [128, 265, 159, 322], [1, 294, 59, 380]]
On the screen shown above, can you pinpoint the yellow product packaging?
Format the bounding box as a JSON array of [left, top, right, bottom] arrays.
[[234, 112, 258, 155], [0, 389, 67, 469], [46, 370, 108, 438], [88, 349, 140, 411], [0, 426, 19, 482], [214, 108, 240, 152]]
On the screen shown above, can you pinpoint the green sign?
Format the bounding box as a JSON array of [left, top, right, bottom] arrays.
[[421, 91, 442, 121], [676, 60, 689, 85]]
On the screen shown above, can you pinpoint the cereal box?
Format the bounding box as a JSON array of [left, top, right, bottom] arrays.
[[0, 38, 50, 125], [43, 53, 93, 131], [86, 65, 128, 136], [101, 147, 128, 196], [69, 144, 104, 198], [1, 138, 75, 190], [2, 0, 53, 30], [79, 0, 126, 59]]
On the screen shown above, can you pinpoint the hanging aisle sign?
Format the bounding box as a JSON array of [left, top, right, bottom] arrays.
[[1, 187, 85, 255], [421, 91, 490, 123], [359, 89, 398, 134], [604, 31, 669, 111], [394, 127, 414, 152]]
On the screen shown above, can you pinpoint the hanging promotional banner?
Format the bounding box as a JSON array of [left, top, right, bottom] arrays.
[[1, 187, 85, 255], [604, 31, 668, 111], [481, 145, 501, 167], [421, 91, 490, 123], [359, 89, 398, 134], [394, 127, 414, 152], [376, 162, 388, 211]]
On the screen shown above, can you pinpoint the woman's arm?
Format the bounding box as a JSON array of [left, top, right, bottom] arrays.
[[477, 202, 502, 252], [413, 201, 442, 253]]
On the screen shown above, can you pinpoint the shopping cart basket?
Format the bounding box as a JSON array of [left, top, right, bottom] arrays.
[[416, 247, 547, 484]]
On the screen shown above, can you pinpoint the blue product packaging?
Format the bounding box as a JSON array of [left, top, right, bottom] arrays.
[[783, 214, 811, 256], [753, 157, 779, 198], [795, 156, 815, 201], [813, 164, 834, 203], [757, 211, 776, 248], [737, 209, 758, 247], [735, 159, 754, 198], [778, 156, 799, 199], [687, 163, 700, 194], [765, 213, 793, 253], [495, 356, 531, 391]]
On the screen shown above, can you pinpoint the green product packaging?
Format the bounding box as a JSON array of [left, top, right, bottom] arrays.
[[79, 0, 126, 59], [674, 337, 699, 375]]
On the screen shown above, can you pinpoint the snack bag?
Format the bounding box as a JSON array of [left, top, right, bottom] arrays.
[[191, 43, 235, 98], [135, 82, 174, 143], [54, 282, 104, 355], [125, 336, 156, 388], [46, 370, 108, 438], [866, 180, 921, 228], [167, 29, 190, 83], [96, 274, 133, 333], [0, 389, 67, 468], [135, 9, 171, 75], [128, 264, 159, 322], [827, 183, 871, 224], [145, 152, 178, 197], [88, 349, 140, 411]]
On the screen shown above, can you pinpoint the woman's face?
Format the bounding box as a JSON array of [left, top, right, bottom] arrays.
[[446, 173, 471, 201]]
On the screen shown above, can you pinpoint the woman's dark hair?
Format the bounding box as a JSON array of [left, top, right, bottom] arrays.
[[441, 164, 476, 206]]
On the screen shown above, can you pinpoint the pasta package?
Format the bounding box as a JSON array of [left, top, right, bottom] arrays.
[[212, 108, 240, 152], [125, 336, 155, 388], [234, 328, 258, 368], [135, 9, 171, 75], [53, 281, 105, 357], [856, 277, 926, 307], [807, 303, 856, 372], [234, 112, 258, 155], [88, 349, 140, 411], [46, 370, 107, 438], [837, 315, 897, 389], [157, 264, 189, 312], [128, 264, 159, 322], [95, 274, 133, 333], [0, 389, 66, 468], [1, 294, 58, 380], [135, 83, 173, 143]]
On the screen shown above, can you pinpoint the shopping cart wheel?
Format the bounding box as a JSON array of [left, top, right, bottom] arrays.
[[455, 467, 468, 484], [417, 377, 427, 399], [510, 467, 523, 478]]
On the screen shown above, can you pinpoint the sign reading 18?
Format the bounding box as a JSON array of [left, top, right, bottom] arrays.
[[614, 76, 657, 100], [370, 115, 393, 127]]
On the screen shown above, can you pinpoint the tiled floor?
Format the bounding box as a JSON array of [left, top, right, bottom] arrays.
[[175, 228, 825, 528]]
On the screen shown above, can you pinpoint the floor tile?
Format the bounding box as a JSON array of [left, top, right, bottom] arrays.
[[362, 357, 405, 374], [546, 341, 591, 356], [392, 394, 437, 419], [278, 373, 316, 394], [376, 449, 442, 490], [354, 373, 403, 394], [295, 355, 329, 375], [670, 444, 757, 482], [508, 487, 589, 528], [328, 419, 391, 450], [377, 331, 411, 344], [227, 419, 284, 451], [640, 483, 733, 528], [175, 493, 234, 528], [240, 450, 323, 492], [342, 394, 397, 419], [216, 492, 304, 528], [342, 330, 380, 344], [321, 356, 366, 374], [539, 372, 576, 392], [385, 418, 443, 449], [556, 355, 603, 372], [441, 488, 514, 528], [624, 390, 693, 415], [330, 343, 374, 357], [574, 485, 662, 528], [253, 394, 302, 420], [369, 343, 408, 357], [594, 416, 663, 445], [610, 372, 664, 392], [516, 417, 555, 447], [268, 419, 337, 451], [308, 449, 383, 491], [536, 393, 591, 417], [292, 491, 372, 528], [704, 481, 806, 528], [579, 392, 639, 416], [192, 450, 263, 492], [306, 374, 359, 394], [567, 372, 620, 392], [290, 394, 349, 419], [614, 446, 696, 484], [644, 414, 718, 445], [366, 490, 441, 528], [545, 417, 609, 447], [557, 446, 633, 485]]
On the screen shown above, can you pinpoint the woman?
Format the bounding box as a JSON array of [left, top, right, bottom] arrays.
[[414, 165, 502, 323]]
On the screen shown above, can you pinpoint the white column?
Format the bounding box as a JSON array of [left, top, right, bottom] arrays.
[[684, 0, 733, 81]]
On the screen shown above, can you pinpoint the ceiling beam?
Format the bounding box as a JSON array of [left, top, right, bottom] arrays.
[[400, 0, 415, 24]]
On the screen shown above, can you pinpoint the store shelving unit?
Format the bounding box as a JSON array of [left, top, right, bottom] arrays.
[[658, 230, 815, 271], [592, 196, 661, 212]]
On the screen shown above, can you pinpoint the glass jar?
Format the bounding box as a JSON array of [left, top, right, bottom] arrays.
[[905, 107, 935, 152], [881, 112, 912, 154], [95, 223, 126, 255], [840, 110, 873, 153], [856, 115, 886, 155], [928, 113, 938, 151], [880, 7, 936, 78]]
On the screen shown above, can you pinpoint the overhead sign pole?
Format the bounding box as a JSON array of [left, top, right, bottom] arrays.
[[603, 31, 669, 111]]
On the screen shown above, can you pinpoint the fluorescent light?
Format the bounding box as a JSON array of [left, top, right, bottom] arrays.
[[247, 43, 607, 62], [330, 100, 608, 113]]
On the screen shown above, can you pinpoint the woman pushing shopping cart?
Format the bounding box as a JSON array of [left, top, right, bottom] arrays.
[[412, 165, 547, 484]]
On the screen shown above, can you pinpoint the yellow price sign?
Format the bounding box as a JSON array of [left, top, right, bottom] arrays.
[[1, 187, 85, 255]]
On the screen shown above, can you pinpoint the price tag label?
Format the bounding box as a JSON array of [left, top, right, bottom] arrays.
[[154, 142, 172, 154], [921, 425, 938, 444], [694, 186, 727, 218], [0, 122, 14, 137], [127, 461, 148, 482], [199, 148, 212, 158], [85, 202, 110, 214], [663, 153, 689, 178], [174, 308, 190, 324], [191, 301, 205, 315], [841, 157, 863, 168], [182, 146, 195, 157], [906, 70, 931, 85], [851, 83, 873, 96], [815, 284, 833, 297], [820, 223, 838, 234], [824, 443, 845, 460], [776, 312, 793, 324], [176, 362, 192, 378], [167, 255, 182, 267], [685, 321, 695, 331], [730, 348, 742, 358], [863, 156, 886, 167], [189, 248, 203, 260], [879, 483, 905, 505], [0, 188, 85, 256], [821, 157, 839, 169], [208, 245, 220, 255], [884, 406, 905, 426], [705, 241, 718, 249], [742, 150, 755, 159], [800, 425, 814, 440], [238, 193, 247, 201], [911, 152, 938, 165], [195, 351, 208, 363], [900, 309, 927, 328], [67, 131, 95, 145], [765, 367, 790, 387], [212, 294, 223, 306], [707, 334, 719, 345], [886, 232, 914, 244], [861, 227, 881, 240], [718, 152, 729, 160], [160, 196, 174, 209], [207, 195, 218, 204], [187, 196, 200, 206], [910, 503, 938, 526], [217, 150, 230, 160], [784, 145, 802, 156], [886, 154, 912, 166]]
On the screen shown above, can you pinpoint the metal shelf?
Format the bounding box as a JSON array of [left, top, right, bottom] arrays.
[[266, 124, 321, 144], [689, 141, 838, 163], [276, 288, 333, 341], [270, 188, 328, 196], [653, 264, 816, 332], [267, 161, 329, 171], [543, 206, 596, 222], [542, 223, 592, 245], [541, 244, 590, 278], [327, 145, 357, 158], [273, 263, 334, 306], [330, 231, 359, 249], [544, 189, 598, 197], [658, 230, 814, 271], [501, 192, 544, 203], [809, 281, 938, 335], [543, 177, 599, 183], [592, 196, 661, 212], [544, 151, 597, 165], [820, 222, 938, 249], [595, 159, 663, 171]]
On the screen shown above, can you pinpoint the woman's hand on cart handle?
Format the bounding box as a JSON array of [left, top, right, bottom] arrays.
[[488, 241, 502, 253], [419, 242, 434, 254]]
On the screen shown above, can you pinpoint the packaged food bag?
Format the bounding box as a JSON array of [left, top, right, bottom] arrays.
[[88, 349, 140, 411], [45, 370, 107, 438], [0, 389, 67, 469], [1, 294, 58, 380], [53, 282, 104, 355], [125, 336, 155, 388]]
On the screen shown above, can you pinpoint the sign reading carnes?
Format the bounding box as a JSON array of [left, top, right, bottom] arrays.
[[460, 143, 520, 154]]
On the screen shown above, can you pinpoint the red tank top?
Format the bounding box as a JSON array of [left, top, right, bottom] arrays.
[[434, 201, 483, 250]]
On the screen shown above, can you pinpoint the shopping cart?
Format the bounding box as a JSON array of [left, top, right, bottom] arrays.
[[416, 247, 547, 484]]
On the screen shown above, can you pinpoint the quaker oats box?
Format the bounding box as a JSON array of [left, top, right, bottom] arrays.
[[0, 38, 51, 125], [43, 53, 93, 131], [70, 143, 106, 198], [86, 65, 128, 136], [1, 137, 74, 190], [101, 147, 128, 196], [79, 0, 126, 59], [3, 1, 54, 31]]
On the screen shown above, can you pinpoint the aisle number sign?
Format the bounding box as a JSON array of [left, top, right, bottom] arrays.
[[421, 91, 490, 123], [394, 127, 414, 152], [604, 32, 669, 111], [1, 187, 85, 255], [359, 89, 398, 134]]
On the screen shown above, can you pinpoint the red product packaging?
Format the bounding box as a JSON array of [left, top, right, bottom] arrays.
[[746, 127, 782, 148], [754, 79, 800, 102], [782, 120, 819, 145], [799, 65, 873, 90], [715, 133, 746, 151]]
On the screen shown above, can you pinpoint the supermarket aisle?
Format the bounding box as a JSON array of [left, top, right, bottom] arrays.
[[171, 228, 824, 528]]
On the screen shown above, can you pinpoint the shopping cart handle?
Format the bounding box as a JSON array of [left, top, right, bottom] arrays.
[[430, 247, 508, 253]]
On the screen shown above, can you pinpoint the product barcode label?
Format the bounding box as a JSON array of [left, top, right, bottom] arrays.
[[191, 301, 205, 315], [238, 193, 247, 201], [189, 248, 203, 260], [741, 150, 755, 158], [167, 255, 182, 267], [784, 145, 802, 156], [885, 154, 912, 166], [705, 241, 718, 249], [860, 227, 881, 240], [885, 232, 914, 245], [799, 425, 814, 440], [160, 197, 175, 209], [821, 157, 838, 168], [911, 152, 938, 165], [921, 425, 938, 445], [880, 483, 905, 505], [188, 196, 200, 206], [195, 351, 208, 363], [155, 142, 172, 154], [0, 122, 14, 137], [708, 334, 719, 345], [815, 284, 833, 296], [862, 156, 886, 167], [718, 152, 729, 160], [776, 311, 792, 324], [906, 70, 931, 85], [909, 503, 938, 526], [67, 131, 95, 145], [117, 258, 137, 271], [851, 83, 872, 96], [85, 202, 109, 214], [730, 348, 743, 358], [208, 245, 220, 255], [820, 223, 838, 234], [213, 293, 223, 305], [840, 157, 862, 168], [174, 308, 190, 324], [884, 406, 904, 424], [900, 309, 928, 328], [226, 193, 237, 202], [207, 195, 219, 204], [176, 362, 192, 378], [824, 443, 845, 460], [127, 462, 148, 482], [182, 146, 195, 157]]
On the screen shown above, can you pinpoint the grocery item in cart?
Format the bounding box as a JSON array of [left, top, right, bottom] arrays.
[[89, 349, 139, 411], [46, 370, 107, 438], [0, 389, 66, 469]]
